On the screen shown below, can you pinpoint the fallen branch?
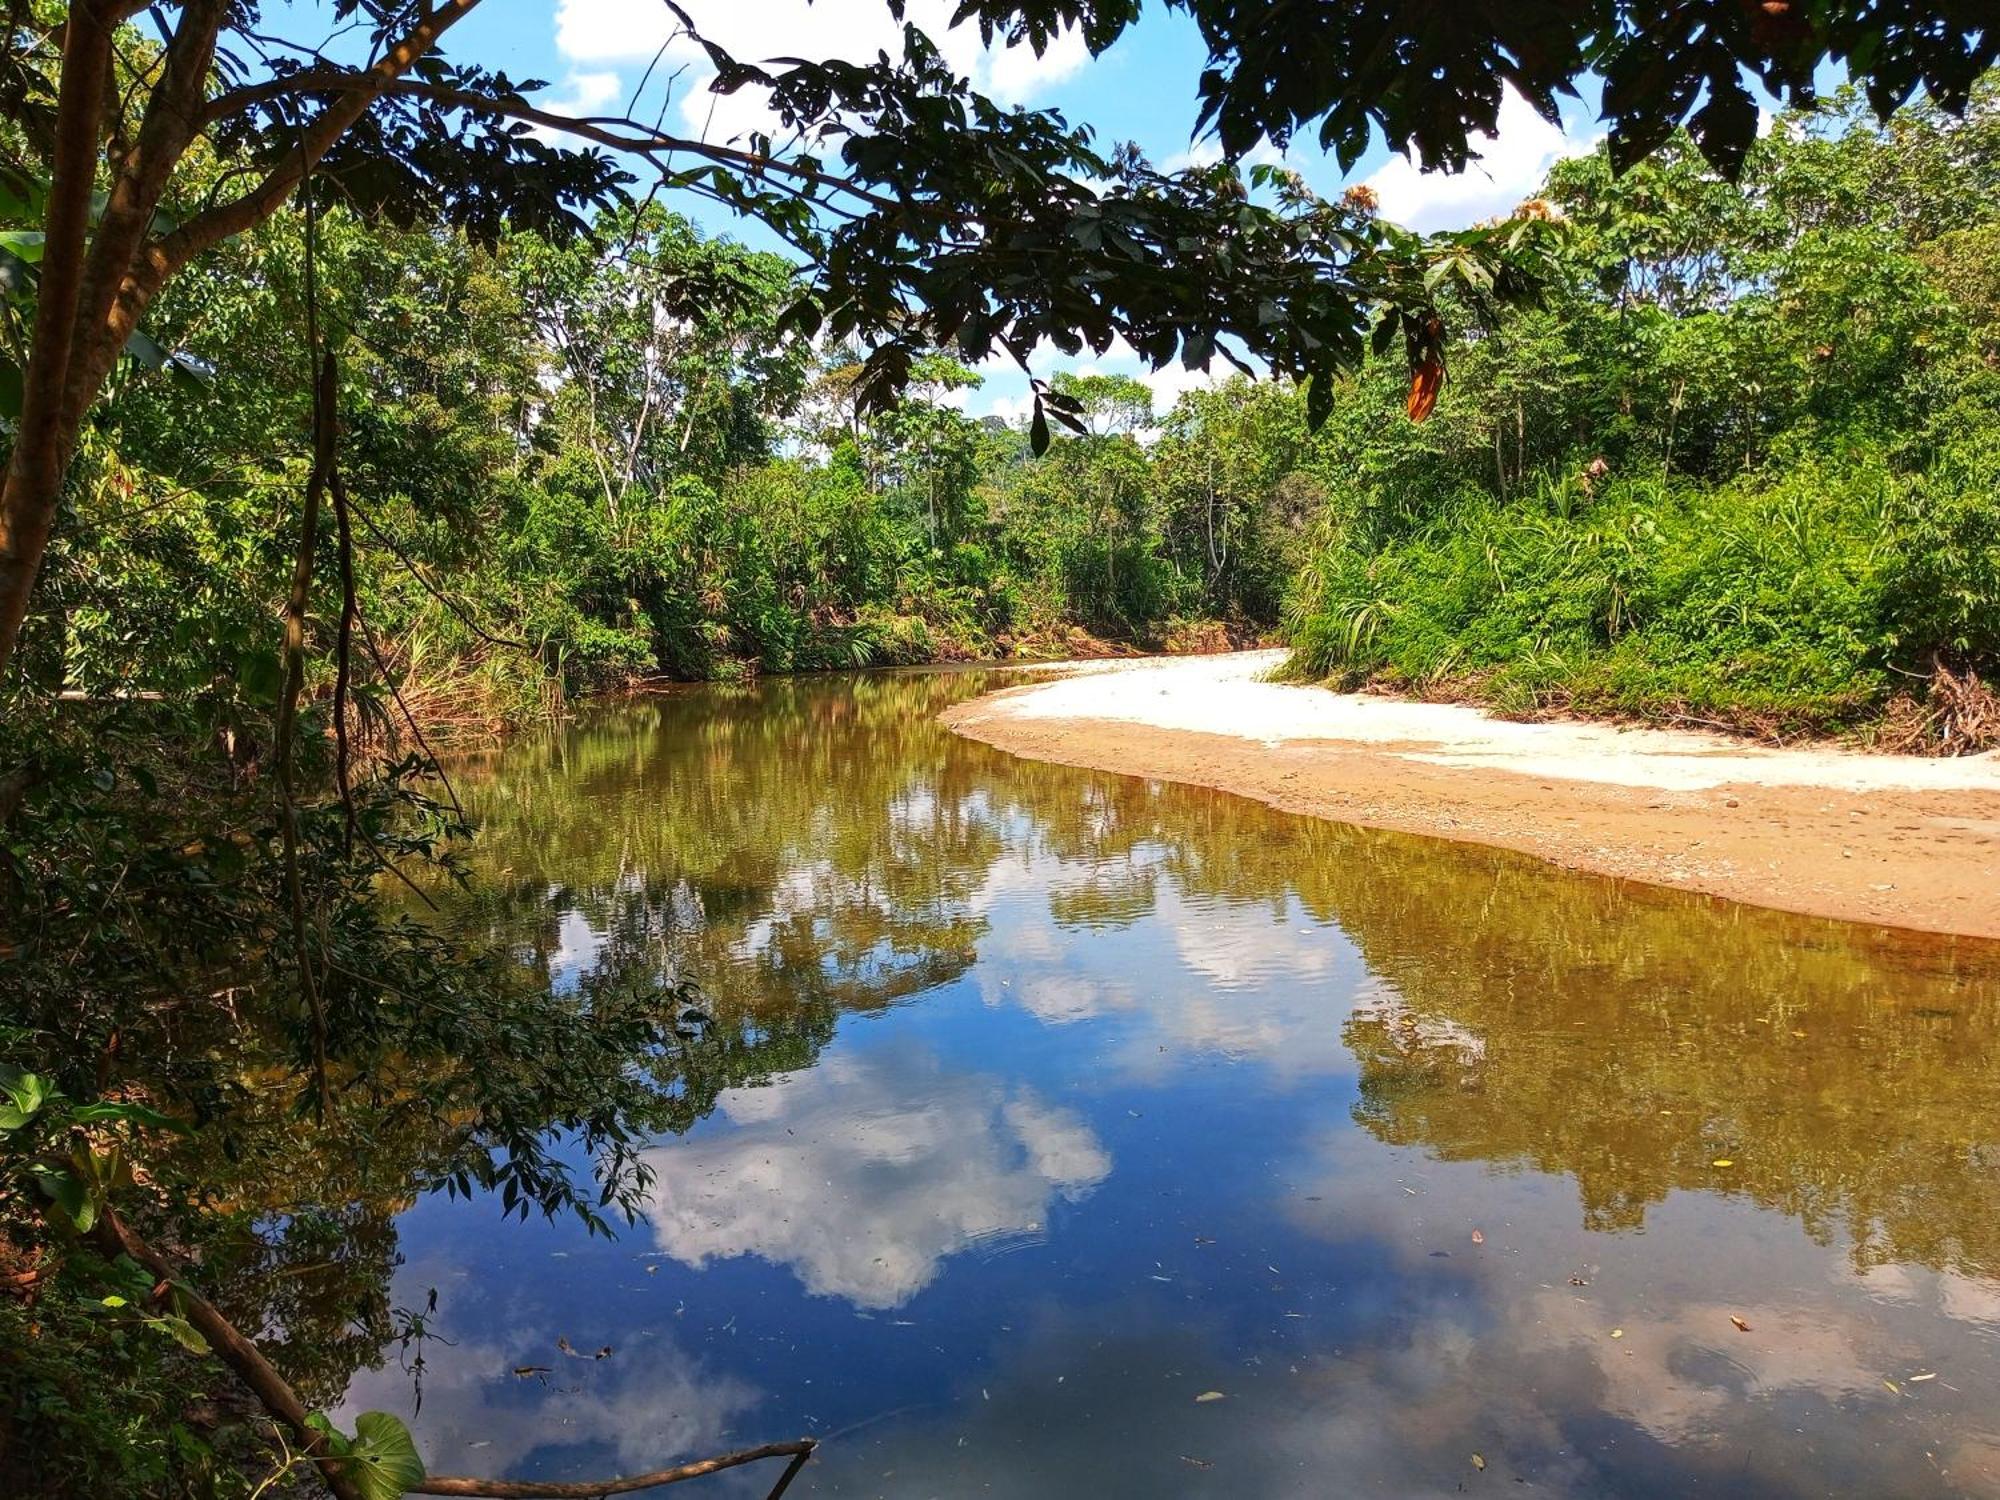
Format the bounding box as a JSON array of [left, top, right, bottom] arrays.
[[92, 1205, 367, 1500], [414, 1440, 817, 1498], [92, 1205, 816, 1500]]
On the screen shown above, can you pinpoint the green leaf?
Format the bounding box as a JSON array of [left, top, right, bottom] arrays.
[[346, 1412, 426, 1500], [0, 229, 43, 263], [30, 1164, 93, 1232], [1029, 398, 1051, 456], [0, 1068, 48, 1129], [0, 164, 45, 224], [72, 1100, 187, 1132], [238, 647, 285, 706], [147, 1313, 212, 1355]]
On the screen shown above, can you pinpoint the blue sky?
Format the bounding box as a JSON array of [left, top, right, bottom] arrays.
[[420, 0, 1610, 421]]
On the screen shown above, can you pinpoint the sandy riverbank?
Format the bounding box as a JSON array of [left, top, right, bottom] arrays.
[[945, 650, 2000, 939]]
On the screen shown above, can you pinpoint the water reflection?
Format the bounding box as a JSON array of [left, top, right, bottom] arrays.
[[642, 1042, 1109, 1307], [351, 667, 2000, 1496]]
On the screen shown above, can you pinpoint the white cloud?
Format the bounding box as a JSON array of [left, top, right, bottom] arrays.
[[551, 0, 1091, 147], [1361, 87, 1599, 231], [985, 24, 1090, 105], [639, 1044, 1110, 1307], [527, 70, 625, 143]]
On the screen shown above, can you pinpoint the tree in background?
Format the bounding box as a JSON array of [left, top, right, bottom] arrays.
[[1284, 81, 2000, 743], [2, 0, 1993, 676]]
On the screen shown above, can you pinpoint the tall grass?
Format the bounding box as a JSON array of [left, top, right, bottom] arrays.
[[1283, 444, 1989, 737]]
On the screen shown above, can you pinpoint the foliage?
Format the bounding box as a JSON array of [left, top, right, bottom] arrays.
[[1284, 83, 2000, 739]]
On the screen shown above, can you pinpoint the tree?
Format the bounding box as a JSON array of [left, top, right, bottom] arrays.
[[0, 0, 1990, 677], [1051, 371, 1154, 437]]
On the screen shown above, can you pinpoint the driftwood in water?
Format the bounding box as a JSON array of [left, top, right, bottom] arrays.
[[414, 1440, 817, 1497]]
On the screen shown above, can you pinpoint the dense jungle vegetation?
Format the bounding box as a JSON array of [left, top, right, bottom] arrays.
[[1285, 82, 2000, 744], [2, 0, 1995, 1491], [23, 82, 1994, 740]]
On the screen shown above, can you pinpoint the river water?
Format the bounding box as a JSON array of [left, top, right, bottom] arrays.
[[341, 667, 2000, 1496]]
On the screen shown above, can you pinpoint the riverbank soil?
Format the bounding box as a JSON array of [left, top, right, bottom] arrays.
[[943, 651, 2000, 940]]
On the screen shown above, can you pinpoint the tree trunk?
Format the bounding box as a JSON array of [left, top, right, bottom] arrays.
[[0, 0, 483, 682], [0, 0, 117, 681]]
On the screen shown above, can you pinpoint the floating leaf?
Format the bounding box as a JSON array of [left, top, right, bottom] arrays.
[[1712, 1159, 1734, 1168], [1470, 1229, 1485, 1245], [1471, 1453, 1487, 1471], [345, 1411, 427, 1500], [1609, 1329, 1624, 1339], [1729, 1315, 1752, 1333], [1194, 1390, 1226, 1403], [1909, 1372, 1937, 1383]]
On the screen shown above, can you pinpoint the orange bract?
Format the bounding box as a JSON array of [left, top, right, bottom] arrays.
[[1407, 356, 1444, 422]]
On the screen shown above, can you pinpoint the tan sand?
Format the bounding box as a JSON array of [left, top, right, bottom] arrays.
[[947, 651, 2000, 939]]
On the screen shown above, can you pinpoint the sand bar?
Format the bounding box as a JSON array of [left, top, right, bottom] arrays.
[[945, 651, 2000, 939]]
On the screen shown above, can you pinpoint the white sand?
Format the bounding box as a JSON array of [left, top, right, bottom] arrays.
[[986, 650, 2000, 794]]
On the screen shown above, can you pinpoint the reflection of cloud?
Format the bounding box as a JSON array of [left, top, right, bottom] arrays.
[[972, 856, 1364, 1081], [1348, 977, 1486, 1062], [338, 1327, 755, 1480], [1856, 1261, 2000, 1332], [1011, 974, 1126, 1025], [1526, 1291, 1879, 1444], [641, 1045, 1110, 1308], [549, 909, 601, 992], [1166, 891, 1333, 991]]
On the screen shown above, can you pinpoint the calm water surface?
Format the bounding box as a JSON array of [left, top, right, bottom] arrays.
[[341, 667, 2000, 1496]]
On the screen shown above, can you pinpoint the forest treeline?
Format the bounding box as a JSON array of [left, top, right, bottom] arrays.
[[24, 79, 1998, 745]]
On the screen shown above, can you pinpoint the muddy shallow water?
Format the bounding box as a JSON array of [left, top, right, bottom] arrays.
[[340, 667, 2000, 1496]]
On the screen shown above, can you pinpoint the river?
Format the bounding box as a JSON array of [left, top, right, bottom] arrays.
[[338, 666, 2000, 1496]]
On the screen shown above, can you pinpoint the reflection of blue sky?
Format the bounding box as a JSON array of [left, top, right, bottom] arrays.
[[337, 1267, 759, 1480]]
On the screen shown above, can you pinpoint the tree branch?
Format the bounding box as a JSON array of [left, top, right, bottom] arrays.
[[66, 0, 229, 439], [201, 74, 902, 212], [414, 1441, 818, 1497], [92, 1206, 367, 1500], [154, 0, 487, 275]]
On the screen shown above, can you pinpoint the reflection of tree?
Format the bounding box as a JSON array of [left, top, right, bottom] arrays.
[[927, 741, 2000, 1281], [1103, 782, 2000, 1279], [1310, 834, 2000, 1275], [444, 672, 1009, 1030], [448, 665, 2000, 1300]]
